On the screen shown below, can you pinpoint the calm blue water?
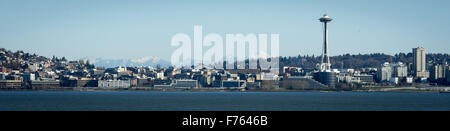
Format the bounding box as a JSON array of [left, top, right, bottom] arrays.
[[0, 91, 449, 111]]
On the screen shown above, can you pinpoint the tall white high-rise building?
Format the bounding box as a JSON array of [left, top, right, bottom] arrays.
[[377, 62, 392, 82], [430, 64, 445, 81], [413, 46, 429, 78], [376, 62, 408, 83], [393, 62, 408, 77]]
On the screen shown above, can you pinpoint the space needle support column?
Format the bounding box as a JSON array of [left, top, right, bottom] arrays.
[[324, 19, 330, 70]]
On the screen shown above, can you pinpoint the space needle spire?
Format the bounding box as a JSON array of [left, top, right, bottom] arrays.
[[319, 14, 333, 71]]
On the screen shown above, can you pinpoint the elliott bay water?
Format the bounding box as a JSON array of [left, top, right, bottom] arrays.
[[0, 91, 449, 111]]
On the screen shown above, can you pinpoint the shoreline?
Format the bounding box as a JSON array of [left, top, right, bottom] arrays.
[[1, 87, 449, 93]]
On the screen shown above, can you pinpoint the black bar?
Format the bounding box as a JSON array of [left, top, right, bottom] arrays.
[[0, 111, 448, 129]]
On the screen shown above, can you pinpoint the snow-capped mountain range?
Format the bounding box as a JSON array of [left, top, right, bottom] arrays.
[[84, 56, 171, 68]]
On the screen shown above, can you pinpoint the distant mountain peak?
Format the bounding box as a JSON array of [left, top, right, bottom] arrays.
[[130, 56, 160, 64]]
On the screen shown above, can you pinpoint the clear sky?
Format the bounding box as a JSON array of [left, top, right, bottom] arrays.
[[0, 0, 449, 61]]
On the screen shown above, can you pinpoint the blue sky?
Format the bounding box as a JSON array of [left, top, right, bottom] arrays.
[[0, 0, 449, 61]]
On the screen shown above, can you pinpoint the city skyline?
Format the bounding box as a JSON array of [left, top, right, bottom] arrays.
[[2, 0, 450, 126], [1, 0, 450, 62]]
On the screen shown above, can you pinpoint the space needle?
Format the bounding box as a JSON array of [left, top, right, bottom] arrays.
[[314, 14, 337, 87], [319, 14, 332, 72]]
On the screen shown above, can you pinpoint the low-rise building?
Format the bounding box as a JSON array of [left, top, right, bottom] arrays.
[[406, 77, 414, 84], [246, 81, 261, 89], [98, 80, 131, 88], [154, 84, 173, 89], [136, 78, 153, 87], [77, 79, 98, 87], [31, 80, 60, 88], [0, 80, 22, 89], [390, 77, 399, 85], [355, 74, 374, 84], [222, 80, 246, 88], [174, 79, 198, 89]]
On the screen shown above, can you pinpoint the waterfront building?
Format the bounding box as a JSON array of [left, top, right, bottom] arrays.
[[376, 62, 407, 82], [22, 72, 35, 88], [246, 82, 261, 89], [406, 77, 414, 84], [22, 73, 35, 82], [413, 46, 429, 78], [430, 64, 445, 81], [31, 80, 60, 88], [0, 80, 22, 89], [98, 80, 131, 88], [76, 79, 98, 87], [390, 77, 399, 85], [377, 62, 392, 82], [154, 84, 172, 88], [354, 74, 374, 84], [199, 75, 212, 87], [173, 79, 198, 89], [393, 62, 408, 77], [136, 78, 153, 87], [337, 74, 354, 83], [222, 80, 246, 88]]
